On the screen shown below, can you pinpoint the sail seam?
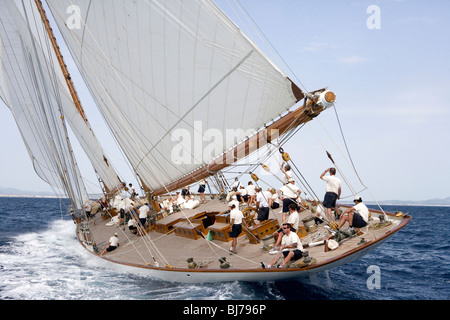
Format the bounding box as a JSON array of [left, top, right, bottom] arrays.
[[136, 49, 255, 168]]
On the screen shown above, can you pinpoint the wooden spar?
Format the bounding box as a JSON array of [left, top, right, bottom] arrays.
[[152, 88, 331, 196], [34, 0, 124, 198], [34, 0, 88, 123]]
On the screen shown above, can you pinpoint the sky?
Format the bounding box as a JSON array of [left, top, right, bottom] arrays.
[[0, 0, 449, 202]]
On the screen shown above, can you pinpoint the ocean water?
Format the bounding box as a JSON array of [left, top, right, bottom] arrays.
[[0, 197, 448, 300]]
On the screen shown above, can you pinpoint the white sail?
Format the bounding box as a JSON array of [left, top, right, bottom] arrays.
[[47, 0, 302, 192], [0, 0, 123, 196], [0, 0, 87, 205]]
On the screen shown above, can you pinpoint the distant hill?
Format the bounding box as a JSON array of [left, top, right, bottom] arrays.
[[375, 197, 450, 206], [0, 187, 103, 199], [0, 186, 55, 197]]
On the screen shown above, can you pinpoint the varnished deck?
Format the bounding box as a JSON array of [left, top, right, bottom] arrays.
[[82, 198, 409, 273]]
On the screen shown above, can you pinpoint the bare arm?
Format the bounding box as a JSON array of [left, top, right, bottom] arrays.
[[320, 168, 330, 180]]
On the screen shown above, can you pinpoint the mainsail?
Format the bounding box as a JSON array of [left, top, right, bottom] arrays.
[[0, 0, 123, 199], [46, 0, 305, 193]]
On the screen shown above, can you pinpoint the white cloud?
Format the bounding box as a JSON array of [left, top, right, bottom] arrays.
[[301, 42, 337, 52], [337, 55, 370, 66]]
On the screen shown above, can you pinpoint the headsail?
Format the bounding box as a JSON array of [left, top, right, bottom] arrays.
[[0, 0, 123, 199], [46, 0, 304, 193], [0, 0, 87, 206], [33, 0, 124, 196]]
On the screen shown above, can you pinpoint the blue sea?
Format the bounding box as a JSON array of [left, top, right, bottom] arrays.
[[0, 197, 448, 300]]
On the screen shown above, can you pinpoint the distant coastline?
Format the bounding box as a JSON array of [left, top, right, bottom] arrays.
[[363, 202, 450, 208], [0, 194, 63, 199], [1, 187, 450, 207]]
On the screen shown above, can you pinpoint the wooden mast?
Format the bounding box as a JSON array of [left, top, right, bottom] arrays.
[[152, 88, 334, 196], [34, 0, 88, 123], [34, 0, 119, 196]]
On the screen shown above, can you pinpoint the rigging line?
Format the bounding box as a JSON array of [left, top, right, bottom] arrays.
[[0, 8, 70, 201], [20, 4, 84, 205], [314, 107, 387, 217], [47, 2, 197, 189], [234, 0, 309, 93], [52, 1, 295, 195], [227, 0, 286, 76], [37, 2, 125, 191], [51, 28, 220, 197], [31, 12, 88, 205], [315, 118, 358, 194], [102, 210, 154, 265], [254, 132, 317, 200], [256, 173, 307, 212], [59, 0, 252, 182], [27, 2, 90, 205], [122, 205, 168, 266], [307, 122, 357, 195], [142, 206, 228, 264], [136, 49, 256, 167], [128, 210, 169, 266], [289, 160, 322, 201], [332, 103, 368, 189]]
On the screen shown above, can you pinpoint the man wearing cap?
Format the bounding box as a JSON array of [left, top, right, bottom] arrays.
[[338, 196, 369, 232], [320, 167, 342, 221], [101, 233, 120, 255]]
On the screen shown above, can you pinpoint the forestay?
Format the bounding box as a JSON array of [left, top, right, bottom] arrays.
[[47, 0, 302, 192]]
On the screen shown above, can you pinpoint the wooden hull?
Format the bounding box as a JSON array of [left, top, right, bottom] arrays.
[[77, 202, 411, 283], [92, 235, 390, 283]]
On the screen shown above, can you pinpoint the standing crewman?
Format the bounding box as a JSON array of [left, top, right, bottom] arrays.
[[320, 168, 341, 221]]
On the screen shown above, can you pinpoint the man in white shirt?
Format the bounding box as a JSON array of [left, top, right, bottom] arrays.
[[119, 201, 135, 226], [280, 163, 293, 185], [246, 182, 256, 206], [268, 223, 304, 268], [175, 192, 186, 206], [226, 178, 241, 202], [162, 197, 173, 214], [338, 195, 369, 232], [237, 186, 248, 203], [138, 203, 150, 230], [270, 203, 300, 254], [255, 187, 272, 222], [312, 198, 327, 224], [228, 204, 244, 254], [231, 178, 241, 192], [320, 167, 342, 221], [228, 195, 240, 210], [278, 178, 301, 214], [101, 233, 120, 255], [128, 217, 138, 234], [269, 188, 280, 209]]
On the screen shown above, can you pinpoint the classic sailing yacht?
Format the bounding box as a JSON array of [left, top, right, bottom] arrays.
[[0, 0, 410, 283]]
